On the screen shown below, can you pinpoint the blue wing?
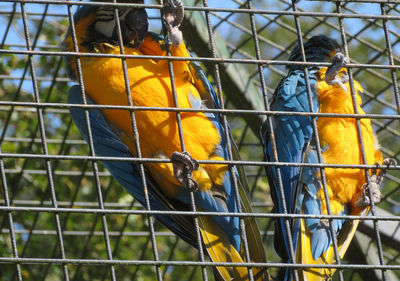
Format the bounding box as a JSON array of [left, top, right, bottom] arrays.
[[186, 59, 268, 279], [299, 144, 346, 260], [261, 70, 318, 260], [186, 60, 241, 248]]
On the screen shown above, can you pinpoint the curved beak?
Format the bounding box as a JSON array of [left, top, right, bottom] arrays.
[[113, 8, 148, 48]]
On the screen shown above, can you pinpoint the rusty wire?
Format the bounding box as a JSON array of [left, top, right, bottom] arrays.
[[0, 0, 399, 280]]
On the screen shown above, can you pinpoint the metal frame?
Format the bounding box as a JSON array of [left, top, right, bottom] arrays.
[[0, 0, 399, 280]]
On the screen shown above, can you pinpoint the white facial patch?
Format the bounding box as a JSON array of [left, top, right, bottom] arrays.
[[94, 7, 131, 39]]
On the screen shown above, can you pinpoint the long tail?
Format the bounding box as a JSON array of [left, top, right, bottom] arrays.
[[296, 218, 359, 280]]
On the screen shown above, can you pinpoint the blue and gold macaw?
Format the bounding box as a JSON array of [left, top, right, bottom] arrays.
[[64, 0, 269, 280], [261, 35, 395, 281]]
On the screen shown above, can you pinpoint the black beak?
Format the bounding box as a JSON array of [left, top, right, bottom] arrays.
[[113, 8, 148, 48], [325, 53, 347, 81]]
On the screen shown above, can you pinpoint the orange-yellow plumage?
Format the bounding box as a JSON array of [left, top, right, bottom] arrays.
[[65, 15, 226, 198], [316, 68, 382, 215]]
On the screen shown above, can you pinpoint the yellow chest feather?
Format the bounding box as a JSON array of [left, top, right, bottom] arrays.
[[80, 44, 220, 160], [315, 70, 382, 213]]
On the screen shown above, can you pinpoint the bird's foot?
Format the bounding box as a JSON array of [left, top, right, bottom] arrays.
[[325, 52, 349, 92], [355, 158, 397, 208], [162, 0, 184, 46], [171, 151, 199, 192], [357, 174, 382, 208]]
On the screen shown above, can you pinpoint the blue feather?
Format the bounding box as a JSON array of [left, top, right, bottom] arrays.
[[188, 60, 241, 250], [262, 70, 319, 280]]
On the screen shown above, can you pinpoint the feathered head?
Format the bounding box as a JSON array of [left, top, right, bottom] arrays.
[[287, 35, 342, 72]]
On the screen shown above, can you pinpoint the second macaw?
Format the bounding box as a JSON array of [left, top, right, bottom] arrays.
[[261, 35, 395, 281], [64, 0, 269, 280]]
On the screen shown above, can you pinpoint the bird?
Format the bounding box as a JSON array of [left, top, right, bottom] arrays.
[[63, 0, 269, 280], [261, 35, 395, 281]]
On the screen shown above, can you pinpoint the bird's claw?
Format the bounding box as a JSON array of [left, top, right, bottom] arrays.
[[162, 0, 184, 30], [325, 52, 349, 91], [356, 158, 397, 208], [357, 175, 382, 208], [162, 0, 184, 46], [171, 151, 199, 192]]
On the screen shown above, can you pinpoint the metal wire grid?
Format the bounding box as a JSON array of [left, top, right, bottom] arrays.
[[0, 0, 399, 280]]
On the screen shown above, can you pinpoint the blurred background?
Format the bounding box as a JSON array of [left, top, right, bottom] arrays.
[[0, 0, 399, 280]]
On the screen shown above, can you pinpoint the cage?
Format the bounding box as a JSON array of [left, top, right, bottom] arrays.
[[0, 0, 399, 280]]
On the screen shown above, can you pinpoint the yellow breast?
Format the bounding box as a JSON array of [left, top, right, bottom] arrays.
[[315, 68, 382, 214], [80, 44, 220, 160]]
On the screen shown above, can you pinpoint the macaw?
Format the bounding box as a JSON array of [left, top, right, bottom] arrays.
[[261, 35, 395, 281], [63, 0, 269, 280]]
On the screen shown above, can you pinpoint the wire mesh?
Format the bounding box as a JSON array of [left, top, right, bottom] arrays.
[[0, 0, 399, 280]]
